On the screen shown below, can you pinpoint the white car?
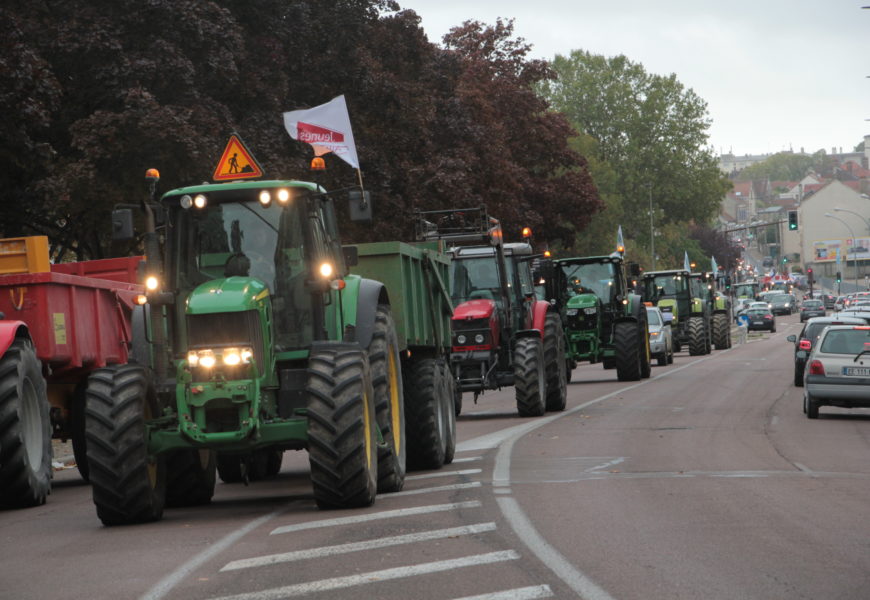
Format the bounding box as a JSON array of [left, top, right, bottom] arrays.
[[803, 324, 870, 418], [646, 306, 674, 366]]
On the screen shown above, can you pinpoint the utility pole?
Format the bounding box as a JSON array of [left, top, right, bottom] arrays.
[[649, 185, 656, 270]]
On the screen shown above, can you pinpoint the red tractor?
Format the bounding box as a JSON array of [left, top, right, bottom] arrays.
[[416, 208, 567, 417]]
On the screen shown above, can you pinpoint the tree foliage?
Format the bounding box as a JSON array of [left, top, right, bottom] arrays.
[[0, 2, 597, 259], [733, 150, 832, 182], [539, 50, 730, 266]]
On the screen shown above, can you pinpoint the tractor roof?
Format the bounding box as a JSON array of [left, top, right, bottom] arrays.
[[162, 180, 321, 200]]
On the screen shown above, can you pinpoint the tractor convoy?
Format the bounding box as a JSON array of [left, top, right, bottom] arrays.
[[0, 135, 739, 524]]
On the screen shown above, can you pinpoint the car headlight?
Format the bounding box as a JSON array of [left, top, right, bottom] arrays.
[[649, 331, 661, 339], [784, 303, 790, 307]]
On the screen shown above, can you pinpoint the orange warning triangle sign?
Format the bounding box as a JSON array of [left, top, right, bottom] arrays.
[[212, 135, 264, 181]]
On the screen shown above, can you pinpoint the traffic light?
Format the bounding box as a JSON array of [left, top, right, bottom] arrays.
[[788, 210, 798, 231], [807, 268, 814, 284], [836, 271, 842, 283]]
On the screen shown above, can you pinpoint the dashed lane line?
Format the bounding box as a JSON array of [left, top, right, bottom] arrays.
[[207, 551, 521, 600], [221, 522, 497, 571], [270, 500, 481, 535]]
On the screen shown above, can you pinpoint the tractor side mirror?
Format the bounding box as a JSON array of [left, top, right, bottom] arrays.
[[112, 208, 135, 241], [342, 245, 359, 267], [348, 190, 372, 222]]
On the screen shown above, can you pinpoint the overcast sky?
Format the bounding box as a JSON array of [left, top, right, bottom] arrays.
[[395, 0, 869, 157]]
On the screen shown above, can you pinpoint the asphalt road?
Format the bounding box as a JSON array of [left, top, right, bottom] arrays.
[[2, 313, 869, 600]]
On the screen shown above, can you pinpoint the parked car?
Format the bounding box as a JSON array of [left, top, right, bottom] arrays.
[[803, 324, 870, 418], [769, 293, 796, 315], [799, 299, 826, 322], [646, 306, 674, 366], [786, 316, 865, 386], [744, 307, 776, 332]]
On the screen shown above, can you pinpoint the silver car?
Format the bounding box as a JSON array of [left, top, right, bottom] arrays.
[[646, 306, 673, 366], [803, 324, 870, 418]]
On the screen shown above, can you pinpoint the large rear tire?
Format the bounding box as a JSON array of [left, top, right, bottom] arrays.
[[514, 336, 546, 416], [165, 450, 216, 507], [439, 360, 456, 465], [543, 313, 567, 411], [368, 305, 406, 493], [70, 383, 89, 482], [403, 357, 452, 470], [307, 346, 377, 509], [688, 316, 706, 356], [712, 313, 730, 350], [0, 338, 51, 509], [614, 321, 642, 382], [85, 364, 166, 525]]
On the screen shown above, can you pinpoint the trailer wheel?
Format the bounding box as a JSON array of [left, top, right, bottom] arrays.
[[614, 321, 642, 381], [85, 364, 166, 525], [687, 316, 707, 356], [307, 347, 377, 509], [403, 357, 450, 470], [514, 336, 546, 417], [0, 338, 51, 508], [439, 360, 456, 465], [543, 313, 567, 411], [165, 450, 216, 507], [368, 305, 406, 493]]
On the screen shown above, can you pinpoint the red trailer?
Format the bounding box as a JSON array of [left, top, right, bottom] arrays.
[[0, 236, 143, 508]]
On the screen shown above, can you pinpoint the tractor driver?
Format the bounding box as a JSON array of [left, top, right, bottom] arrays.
[[570, 276, 594, 296]]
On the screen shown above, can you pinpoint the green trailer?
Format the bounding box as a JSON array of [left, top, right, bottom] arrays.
[[88, 172, 457, 526]]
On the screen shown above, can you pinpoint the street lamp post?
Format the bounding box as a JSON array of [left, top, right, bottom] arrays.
[[833, 207, 870, 233], [649, 186, 656, 270], [825, 212, 859, 290]]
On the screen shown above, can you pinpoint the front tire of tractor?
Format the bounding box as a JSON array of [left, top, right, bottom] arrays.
[[514, 336, 546, 417], [712, 313, 730, 350], [368, 305, 406, 493], [85, 364, 166, 525], [307, 346, 378, 509], [403, 357, 452, 470], [614, 321, 642, 382], [0, 338, 51, 509], [688, 316, 707, 356], [439, 360, 456, 465], [165, 450, 216, 507], [543, 313, 567, 411]]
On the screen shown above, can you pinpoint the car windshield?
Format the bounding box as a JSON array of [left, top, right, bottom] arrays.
[[803, 300, 822, 308], [646, 309, 661, 326], [747, 309, 769, 315], [819, 328, 870, 355], [772, 294, 791, 302]]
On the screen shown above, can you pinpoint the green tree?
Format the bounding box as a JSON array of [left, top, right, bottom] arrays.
[[539, 50, 729, 265], [734, 151, 819, 182]]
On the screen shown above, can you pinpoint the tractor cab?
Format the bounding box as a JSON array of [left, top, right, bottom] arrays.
[[642, 269, 691, 325]]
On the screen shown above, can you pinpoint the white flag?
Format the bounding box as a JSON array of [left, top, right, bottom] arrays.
[[711, 256, 718, 275], [283, 95, 360, 169], [684, 251, 691, 273]]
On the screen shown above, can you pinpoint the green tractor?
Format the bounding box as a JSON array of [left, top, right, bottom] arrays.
[[641, 269, 711, 356], [92, 170, 455, 525], [691, 272, 732, 350], [541, 254, 651, 382]]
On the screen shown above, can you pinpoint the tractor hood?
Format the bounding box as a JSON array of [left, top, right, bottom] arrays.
[[453, 298, 496, 321], [186, 277, 270, 315], [566, 293, 598, 309]]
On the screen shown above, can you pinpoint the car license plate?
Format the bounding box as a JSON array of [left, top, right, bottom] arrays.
[[842, 366, 870, 376]]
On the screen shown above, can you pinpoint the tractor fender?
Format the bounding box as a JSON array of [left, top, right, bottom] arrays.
[[514, 328, 542, 341], [351, 278, 389, 350], [0, 320, 30, 357], [530, 299, 550, 333]]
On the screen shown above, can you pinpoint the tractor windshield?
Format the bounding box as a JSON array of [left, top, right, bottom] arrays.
[[559, 262, 616, 301], [643, 273, 687, 300], [174, 198, 312, 350], [450, 255, 514, 306]]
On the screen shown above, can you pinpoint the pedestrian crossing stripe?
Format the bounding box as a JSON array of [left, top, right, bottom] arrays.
[[213, 134, 264, 181]]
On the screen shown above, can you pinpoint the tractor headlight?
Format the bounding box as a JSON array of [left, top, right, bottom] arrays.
[[145, 276, 159, 291], [319, 262, 334, 278], [187, 347, 254, 369], [456, 334, 467, 344], [474, 333, 485, 344], [566, 309, 579, 316], [584, 307, 597, 315]]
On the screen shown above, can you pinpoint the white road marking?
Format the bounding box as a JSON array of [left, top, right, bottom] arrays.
[[586, 457, 625, 472], [269, 500, 481, 535], [387, 481, 482, 497], [452, 455, 483, 463], [208, 551, 521, 600], [140, 506, 289, 600], [406, 468, 482, 481], [221, 522, 497, 571], [451, 585, 553, 600], [497, 497, 615, 600]]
